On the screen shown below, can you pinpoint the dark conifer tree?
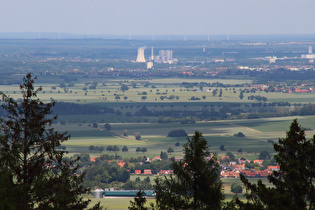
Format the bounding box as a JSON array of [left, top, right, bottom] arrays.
[[155, 131, 224, 210], [235, 119, 315, 210], [0, 74, 99, 209]]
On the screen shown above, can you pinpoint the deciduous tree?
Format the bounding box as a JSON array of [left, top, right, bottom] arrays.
[[167, 147, 174, 154], [122, 146, 128, 152]]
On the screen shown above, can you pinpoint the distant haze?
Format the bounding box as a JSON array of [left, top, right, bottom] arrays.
[[1, 0, 315, 36]]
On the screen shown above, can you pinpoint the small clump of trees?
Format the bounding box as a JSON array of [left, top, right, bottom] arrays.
[[136, 147, 147, 153], [134, 132, 141, 140], [89, 145, 105, 153], [167, 147, 174, 154], [234, 132, 245, 137], [231, 183, 243, 194], [167, 129, 188, 137]]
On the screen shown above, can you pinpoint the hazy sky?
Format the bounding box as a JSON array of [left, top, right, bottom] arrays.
[[1, 0, 315, 35]]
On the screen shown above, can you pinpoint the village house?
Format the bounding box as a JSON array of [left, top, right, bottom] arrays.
[[143, 169, 152, 175], [158, 170, 174, 175]]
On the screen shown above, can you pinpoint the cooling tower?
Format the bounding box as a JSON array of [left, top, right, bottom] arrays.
[[136, 47, 146, 63]]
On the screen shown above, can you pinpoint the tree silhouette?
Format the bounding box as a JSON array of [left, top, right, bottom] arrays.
[[235, 119, 315, 209], [0, 74, 98, 209], [128, 190, 152, 210], [167, 147, 174, 154], [155, 131, 224, 209], [122, 146, 128, 152]]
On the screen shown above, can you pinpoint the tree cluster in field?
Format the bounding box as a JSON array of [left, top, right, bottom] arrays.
[[157, 116, 196, 124], [136, 147, 147, 153], [134, 132, 141, 140], [231, 183, 243, 194], [82, 158, 130, 189], [189, 96, 201, 100], [51, 102, 115, 115], [167, 129, 188, 137], [88, 145, 105, 153], [89, 145, 128, 156], [181, 81, 245, 89], [247, 95, 267, 102], [233, 132, 245, 137], [159, 95, 179, 100]]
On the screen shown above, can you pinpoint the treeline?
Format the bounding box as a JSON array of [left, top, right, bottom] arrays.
[[253, 68, 315, 83], [135, 105, 231, 121], [133, 102, 315, 122], [293, 103, 315, 116], [52, 102, 115, 115], [181, 81, 248, 89]]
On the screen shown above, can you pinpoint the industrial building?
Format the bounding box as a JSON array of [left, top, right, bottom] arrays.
[[93, 189, 154, 198], [301, 46, 315, 59]]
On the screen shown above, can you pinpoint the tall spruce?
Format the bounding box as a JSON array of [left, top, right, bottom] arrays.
[[0, 74, 97, 209], [235, 119, 315, 209], [155, 131, 224, 210]]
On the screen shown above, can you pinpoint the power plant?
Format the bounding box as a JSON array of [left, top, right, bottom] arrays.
[[136, 47, 146, 63], [135, 46, 177, 68]]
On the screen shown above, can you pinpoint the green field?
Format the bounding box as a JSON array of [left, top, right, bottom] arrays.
[[2, 77, 315, 104], [59, 115, 315, 159]]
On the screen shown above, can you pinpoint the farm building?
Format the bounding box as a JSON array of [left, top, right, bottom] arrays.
[[93, 190, 154, 198]]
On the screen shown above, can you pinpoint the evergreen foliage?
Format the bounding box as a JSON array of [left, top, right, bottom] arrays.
[[128, 190, 152, 210], [0, 74, 97, 209], [155, 131, 224, 210], [235, 119, 315, 209]]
